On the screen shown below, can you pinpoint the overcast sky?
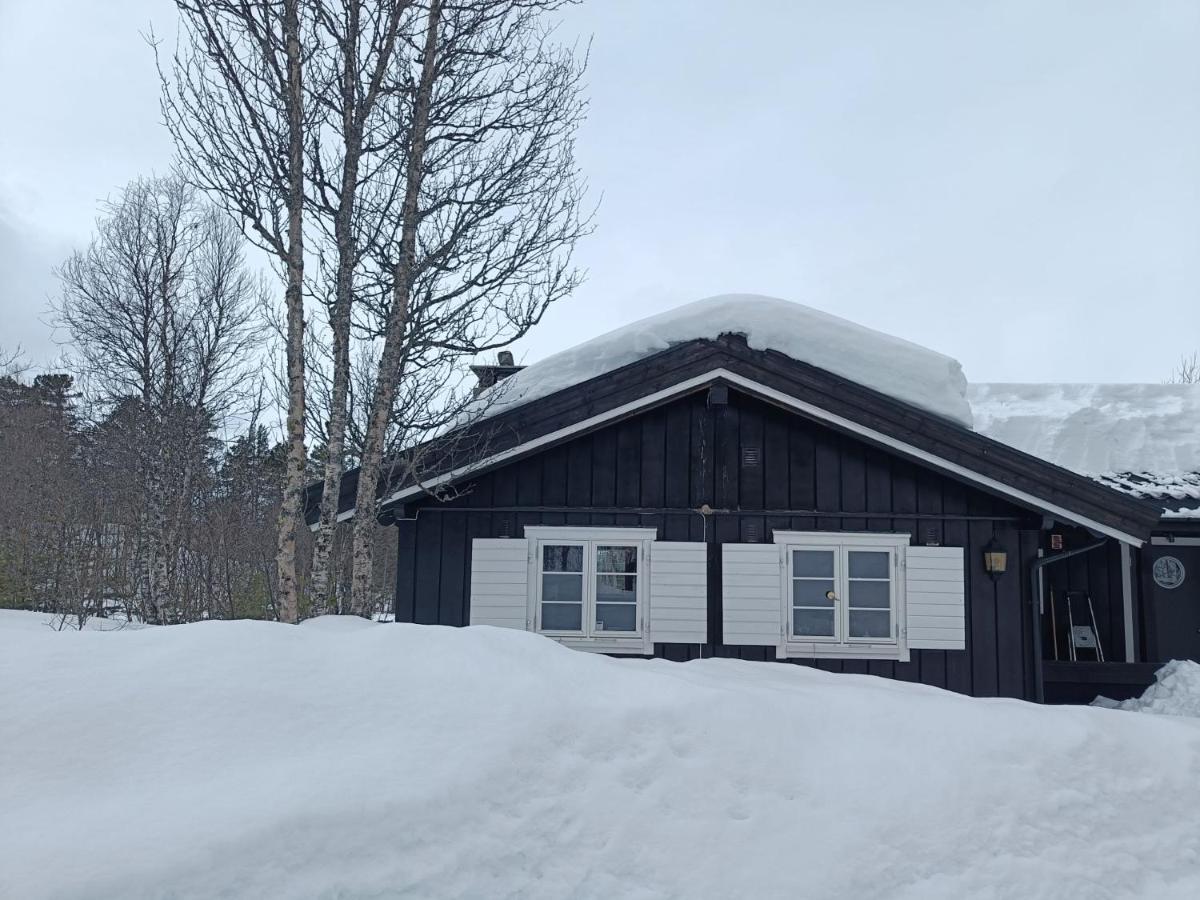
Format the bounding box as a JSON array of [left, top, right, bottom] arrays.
[[1, 0, 1197, 383]]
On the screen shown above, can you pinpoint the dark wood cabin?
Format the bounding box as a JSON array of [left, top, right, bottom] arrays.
[[308, 331, 1194, 704]]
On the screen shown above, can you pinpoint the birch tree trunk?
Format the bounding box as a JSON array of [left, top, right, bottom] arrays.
[[275, 0, 308, 624], [348, 0, 442, 616]]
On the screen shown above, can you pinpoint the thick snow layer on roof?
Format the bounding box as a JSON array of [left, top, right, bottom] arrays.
[[484, 294, 973, 426], [969, 383, 1200, 501], [5, 611, 1200, 898]]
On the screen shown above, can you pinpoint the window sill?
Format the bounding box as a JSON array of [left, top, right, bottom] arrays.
[[546, 635, 649, 656], [781, 641, 910, 662]]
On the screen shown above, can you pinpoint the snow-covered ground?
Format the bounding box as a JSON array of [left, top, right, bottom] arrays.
[[2, 610, 1199, 900]]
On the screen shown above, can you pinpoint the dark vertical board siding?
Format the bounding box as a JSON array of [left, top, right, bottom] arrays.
[[664, 401, 691, 509], [541, 445, 568, 508], [739, 403, 765, 511], [840, 445, 867, 532], [395, 519, 416, 622], [641, 409, 667, 509], [566, 436, 592, 526], [865, 450, 892, 534], [1018, 528, 1041, 696], [968, 496, 999, 697], [715, 404, 739, 509], [764, 416, 789, 510], [438, 514, 468, 626], [591, 428, 617, 509], [814, 431, 840, 532], [1104, 542, 1125, 661], [788, 426, 816, 531], [690, 396, 713, 508], [615, 419, 642, 509], [413, 512, 443, 625], [993, 522, 1025, 698], [491, 451, 518, 539], [711, 515, 739, 647], [941, 482, 973, 696]]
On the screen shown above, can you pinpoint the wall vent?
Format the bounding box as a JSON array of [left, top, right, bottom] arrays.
[[741, 446, 761, 468], [744, 521, 761, 542]]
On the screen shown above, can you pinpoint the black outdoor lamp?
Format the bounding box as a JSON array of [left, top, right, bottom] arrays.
[[982, 537, 1008, 580]]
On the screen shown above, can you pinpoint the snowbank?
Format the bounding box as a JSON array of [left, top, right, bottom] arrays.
[[4, 617, 1200, 900], [0, 609, 147, 632], [483, 294, 973, 426], [969, 383, 1200, 500], [1095, 660, 1200, 719]]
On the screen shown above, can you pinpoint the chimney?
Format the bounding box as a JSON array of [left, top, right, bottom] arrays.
[[470, 351, 525, 396]]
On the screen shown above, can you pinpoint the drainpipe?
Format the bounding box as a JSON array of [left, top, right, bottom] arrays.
[[1029, 537, 1108, 703]]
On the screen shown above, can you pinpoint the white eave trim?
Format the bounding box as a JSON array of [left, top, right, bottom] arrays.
[[342, 367, 1145, 547]]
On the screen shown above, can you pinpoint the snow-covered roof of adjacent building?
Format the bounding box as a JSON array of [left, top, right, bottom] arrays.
[[969, 383, 1200, 511], [484, 294, 973, 426]]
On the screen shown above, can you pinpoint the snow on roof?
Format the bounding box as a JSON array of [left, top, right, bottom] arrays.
[[969, 383, 1200, 504], [483, 294, 973, 426]]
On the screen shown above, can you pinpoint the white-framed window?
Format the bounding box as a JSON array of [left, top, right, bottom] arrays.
[[775, 531, 908, 658], [525, 527, 657, 646]]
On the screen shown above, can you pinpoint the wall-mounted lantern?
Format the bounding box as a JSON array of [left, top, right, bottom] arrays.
[[982, 537, 1008, 581]]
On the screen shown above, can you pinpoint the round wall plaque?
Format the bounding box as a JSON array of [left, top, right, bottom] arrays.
[[1152, 555, 1186, 590]]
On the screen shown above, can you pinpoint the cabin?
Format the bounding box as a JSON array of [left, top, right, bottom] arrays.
[[307, 295, 1200, 704]]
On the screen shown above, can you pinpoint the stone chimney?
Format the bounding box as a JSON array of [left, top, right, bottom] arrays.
[[470, 350, 525, 396]]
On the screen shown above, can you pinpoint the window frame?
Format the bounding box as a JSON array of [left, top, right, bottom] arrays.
[[525, 526, 658, 653], [774, 531, 910, 661]]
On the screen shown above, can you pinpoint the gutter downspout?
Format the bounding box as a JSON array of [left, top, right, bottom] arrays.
[[1029, 537, 1108, 703]]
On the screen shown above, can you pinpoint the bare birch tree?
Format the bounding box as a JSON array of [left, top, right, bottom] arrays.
[[160, 0, 311, 622], [345, 0, 590, 613], [1168, 352, 1200, 385], [305, 0, 413, 612], [56, 175, 259, 624]]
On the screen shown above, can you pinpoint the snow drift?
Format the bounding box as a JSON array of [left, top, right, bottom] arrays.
[[3, 611, 1200, 900], [482, 294, 973, 426], [1095, 659, 1200, 719]]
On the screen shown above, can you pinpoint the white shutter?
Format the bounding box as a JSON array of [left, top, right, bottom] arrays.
[[469, 538, 530, 630], [905, 546, 966, 650], [648, 541, 708, 644], [722, 543, 783, 648]]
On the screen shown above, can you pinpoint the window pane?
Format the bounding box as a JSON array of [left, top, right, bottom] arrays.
[[848, 551, 889, 579], [596, 574, 636, 603], [543, 544, 583, 573], [541, 572, 583, 603], [849, 609, 891, 639], [848, 580, 890, 609], [595, 603, 637, 632], [792, 550, 834, 578], [792, 579, 835, 607], [596, 545, 638, 574], [793, 608, 835, 637], [541, 602, 582, 631]]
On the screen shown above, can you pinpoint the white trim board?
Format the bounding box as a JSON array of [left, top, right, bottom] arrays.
[[1120, 543, 1135, 662], [340, 367, 1144, 547]]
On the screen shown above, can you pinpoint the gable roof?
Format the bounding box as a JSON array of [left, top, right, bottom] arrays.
[[969, 383, 1200, 514], [309, 333, 1161, 546]]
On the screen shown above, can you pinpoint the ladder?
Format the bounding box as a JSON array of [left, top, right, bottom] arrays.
[[1064, 590, 1104, 662]]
